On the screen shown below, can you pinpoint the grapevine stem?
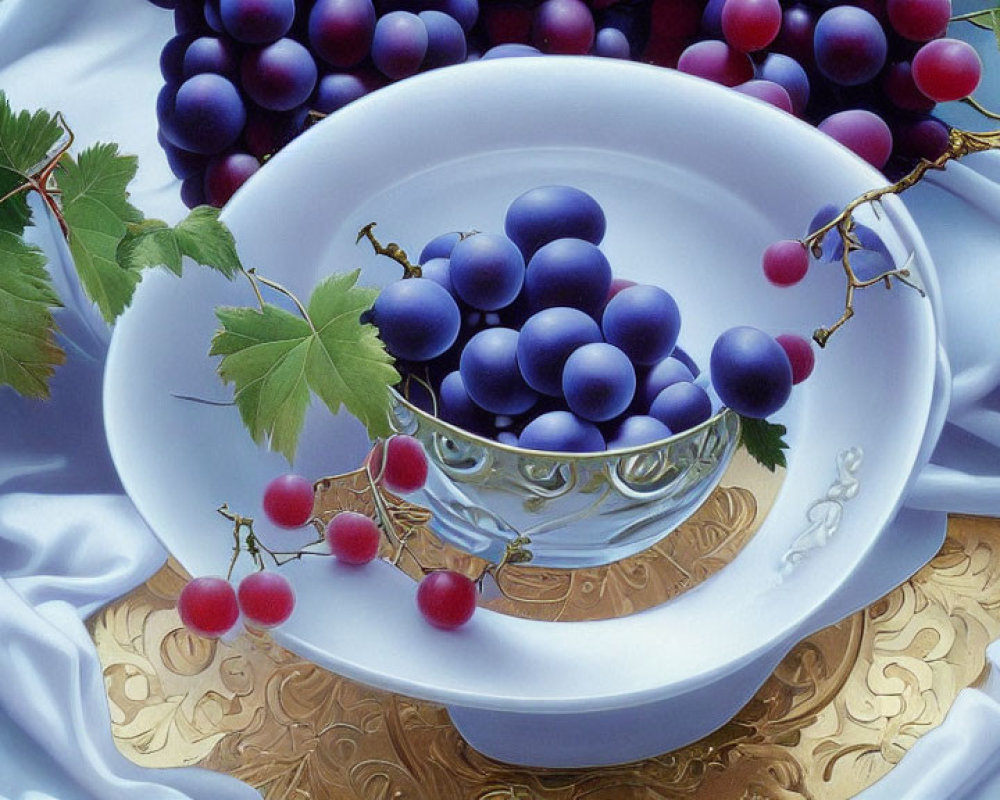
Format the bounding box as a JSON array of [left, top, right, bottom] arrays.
[[356, 222, 422, 278], [240, 269, 267, 312], [246, 268, 316, 332], [0, 181, 31, 207], [798, 128, 997, 346], [961, 96, 1000, 123]]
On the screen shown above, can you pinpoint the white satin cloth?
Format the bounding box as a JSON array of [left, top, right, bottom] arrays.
[[1, 1, 999, 798]]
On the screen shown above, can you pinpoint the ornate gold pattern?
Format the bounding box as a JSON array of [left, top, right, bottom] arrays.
[[90, 516, 1000, 800], [310, 447, 781, 621]]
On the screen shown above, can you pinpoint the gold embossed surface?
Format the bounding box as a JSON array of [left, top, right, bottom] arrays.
[[311, 447, 781, 621], [90, 511, 1000, 800]]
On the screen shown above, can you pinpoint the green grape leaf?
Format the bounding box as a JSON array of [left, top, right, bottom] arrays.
[[0, 230, 65, 398], [210, 270, 398, 461], [993, 8, 1000, 50], [117, 206, 242, 279], [0, 91, 65, 237], [56, 142, 144, 322], [738, 415, 788, 472]]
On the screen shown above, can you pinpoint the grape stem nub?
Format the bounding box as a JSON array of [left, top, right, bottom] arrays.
[[357, 222, 422, 278]]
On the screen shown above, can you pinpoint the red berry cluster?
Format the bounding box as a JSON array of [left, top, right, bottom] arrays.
[[176, 433, 479, 639]]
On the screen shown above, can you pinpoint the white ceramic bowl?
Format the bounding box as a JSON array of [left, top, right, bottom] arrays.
[[104, 57, 942, 767]]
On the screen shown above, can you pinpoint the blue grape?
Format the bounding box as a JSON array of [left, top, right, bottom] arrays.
[[638, 355, 695, 409], [438, 370, 488, 433], [516, 307, 602, 396], [601, 284, 681, 366], [174, 3, 209, 34], [758, 53, 810, 115], [161, 33, 195, 83], [671, 345, 701, 378], [420, 232, 463, 263], [161, 73, 246, 154], [518, 410, 605, 453], [524, 238, 612, 317], [242, 38, 318, 111], [481, 43, 543, 59], [158, 131, 207, 179], [606, 415, 673, 449], [182, 36, 239, 79], [460, 328, 538, 414], [426, 0, 479, 32], [308, 0, 376, 68], [204, 152, 260, 206], [593, 27, 630, 59], [701, 0, 726, 37], [449, 233, 525, 311], [505, 185, 606, 259], [220, 0, 295, 43], [372, 277, 461, 361], [204, 0, 224, 32], [313, 70, 380, 113], [496, 430, 519, 446], [243, 106, 308, 159], [710, 327, 792, 418], [649, 381, 712, 433], [372, 11, 428, 80], [420, 10, 467, 68], [419, 257, 454, 294], [562, 342, 636, 422], [813, 6, 887, 86], [181, 174, 207, 208]]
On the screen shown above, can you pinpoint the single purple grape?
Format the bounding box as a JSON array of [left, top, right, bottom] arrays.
[[606, 415, 673, 449], [518, 410, 605, 452], [649, 381, 713, 433], [813, 6, 887, 86], [308, 0, 377, 67], [313, 69, 383, 113], [517, 306, 602, 396], [182, 36, 239, 79], [161, 73, 247, 155], [371, 11, 428, 80], [420, 10, 467, 67], [219, 0, 295, 43], [241, 38, 318, 111]]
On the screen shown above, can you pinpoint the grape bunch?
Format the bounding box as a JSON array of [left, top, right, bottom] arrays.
[[177, 433, 481, 635], [148, 0, 983, 210], [371, 184, 809, 453]]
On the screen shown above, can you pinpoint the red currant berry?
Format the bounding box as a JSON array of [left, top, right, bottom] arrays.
[[262, 474, 314, 528], [721, 0, 782, 53], [369, 435, 429, 493], [237, 571, 295, 628], [178, 576, 239, 638], [326, 511, 381, 565], [762, 240, 809, 287], [912, 39, 982, 103], [776, 333, 816, 384], [417, 570, 477, 629]]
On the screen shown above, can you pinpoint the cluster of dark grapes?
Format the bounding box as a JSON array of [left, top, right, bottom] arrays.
[[372, 185, 811, 453], [148, 0, 982, 210], [177, 434, 481, 635]]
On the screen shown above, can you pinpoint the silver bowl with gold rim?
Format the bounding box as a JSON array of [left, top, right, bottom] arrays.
[[387, 389, 741, 568]]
